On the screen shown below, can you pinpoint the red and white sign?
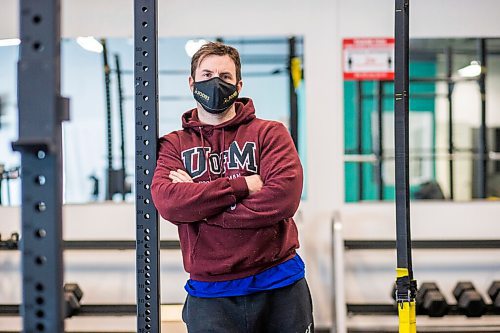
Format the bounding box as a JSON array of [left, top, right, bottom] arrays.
[[343, 38, 394, 80]]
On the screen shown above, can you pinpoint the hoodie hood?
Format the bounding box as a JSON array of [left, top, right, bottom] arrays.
[[182, 97, 256, 131]]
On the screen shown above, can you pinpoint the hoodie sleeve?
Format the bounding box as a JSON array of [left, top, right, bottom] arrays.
[[206, 122, 303, 229], [151, 134, 249, 224]]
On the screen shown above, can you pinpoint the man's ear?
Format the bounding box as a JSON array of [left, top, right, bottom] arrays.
[[236, 80, 243, 93], [188, 76, 194, 92]]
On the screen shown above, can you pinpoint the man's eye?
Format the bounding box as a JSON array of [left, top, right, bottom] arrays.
[[203, 73, 211, 77]]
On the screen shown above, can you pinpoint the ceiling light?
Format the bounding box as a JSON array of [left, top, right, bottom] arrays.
[[458, 60, 482, 78], [0, 38, 21, 47], [76, 37, 103, 53], [185, 39, 208, 58]]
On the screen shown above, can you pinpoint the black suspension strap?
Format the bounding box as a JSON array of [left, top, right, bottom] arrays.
[[394, 0, 417, 331]]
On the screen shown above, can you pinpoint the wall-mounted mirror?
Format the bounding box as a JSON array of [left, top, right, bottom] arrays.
[[344, 38, 500, 202], [0, 36, 306, 205]]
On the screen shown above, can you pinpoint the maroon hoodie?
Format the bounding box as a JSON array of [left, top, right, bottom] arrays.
[[151, 98, 303, 282]]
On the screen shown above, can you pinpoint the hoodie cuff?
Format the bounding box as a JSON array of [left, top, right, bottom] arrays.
[[229, 177, 249, 201]]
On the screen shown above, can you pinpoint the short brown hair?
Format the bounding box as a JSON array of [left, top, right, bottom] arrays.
[[191, 42, 242, 82]]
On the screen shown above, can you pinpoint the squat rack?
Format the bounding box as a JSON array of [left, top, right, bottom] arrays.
[[11, 0, 162, 332], [13, 0, 69, 332], [134, 0, 161, 332]]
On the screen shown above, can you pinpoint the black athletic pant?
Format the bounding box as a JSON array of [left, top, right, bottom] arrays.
[[182, 278, 314, 333]]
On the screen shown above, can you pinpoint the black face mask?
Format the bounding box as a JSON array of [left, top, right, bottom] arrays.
[[193, 77, 239, 114]]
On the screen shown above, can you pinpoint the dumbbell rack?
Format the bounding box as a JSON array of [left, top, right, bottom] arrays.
[[331, 216, 500, 333], [0, 236, 183, 322]]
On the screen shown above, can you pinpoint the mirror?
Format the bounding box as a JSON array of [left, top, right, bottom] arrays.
[[344, 38, 500, 202], [0, 36, 306, 205]]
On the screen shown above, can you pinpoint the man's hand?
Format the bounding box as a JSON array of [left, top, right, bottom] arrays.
[[169, 169, 194, 183], [245, 175, 263, 195]]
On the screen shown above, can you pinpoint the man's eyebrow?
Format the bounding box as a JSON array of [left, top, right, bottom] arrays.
[[200, 69, 213, 73], [220, 71, 233, 76]]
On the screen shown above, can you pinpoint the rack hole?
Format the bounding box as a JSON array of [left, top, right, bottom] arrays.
[[145, 287, 151, 292], [37, 151, 46, 159], [144, 184, 150, 190], [32, 15, 42, 24], [143, 66, 149, 72], [36, 297, 44, 305], [35, 283, 44, 292], [142, 21, 148, 27], [143, 51, 148, 57], [142, 6, 148, 12], [145, 228, 150, 234], [143, 81, 149, 87], [145, 250, 151, 256], [36, 202, 47, 212], [32, 41, 43, 52], [144, 235, 150, 241], [35, 256, 46, 265], [144, 169, 150, 175], [35, 175, 46, 185], [143, 96, 149, 101], [144, 198, 150, 204], [144, 155, 150, 160], [36, 310, 44, 318], [36, 323, 45, 331], [35, 229, 46, 238]]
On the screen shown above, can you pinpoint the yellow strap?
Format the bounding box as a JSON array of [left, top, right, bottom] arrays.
[[398, 301, 416, 333], [291, 57, 302, 89], [409, 300, 417, 333], [396, 268, 416, 333], [396, 267, 408, 278]]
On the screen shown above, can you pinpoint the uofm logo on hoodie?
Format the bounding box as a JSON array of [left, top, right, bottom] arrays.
[[182, 141, 257, 179]]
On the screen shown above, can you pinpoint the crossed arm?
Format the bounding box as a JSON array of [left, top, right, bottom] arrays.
[[151, 123, 303, 228]]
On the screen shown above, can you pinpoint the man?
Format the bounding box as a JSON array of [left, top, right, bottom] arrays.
[[151, 42, 313, 333]]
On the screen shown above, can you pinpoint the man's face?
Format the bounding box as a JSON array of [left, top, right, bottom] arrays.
[[189, 54, 242, 93]]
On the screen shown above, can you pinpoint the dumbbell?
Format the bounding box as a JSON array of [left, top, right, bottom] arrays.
[[415, 282, 449, 317], [64, 283, 83, 318], [453, 281, 486, 317], [487, 281, 500, 314]]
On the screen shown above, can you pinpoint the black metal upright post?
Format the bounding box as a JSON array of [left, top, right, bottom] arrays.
[[446, 47, 455, 200], [102, 39, 114, 200], [394, 0, 416, 331], [135, 0, 161, 332], [356, 80, 364, 201], [288, 36, 299, 151], [377, 81, 385, 200], [115, 54, 127, 201], [13, 0, 69, 332], [477, 38, 488, 199]]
